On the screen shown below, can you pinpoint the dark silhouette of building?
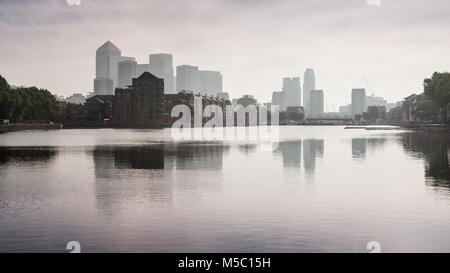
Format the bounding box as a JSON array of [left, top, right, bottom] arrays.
[[113, 72, 165, 127], [86, 95, 114, 122]]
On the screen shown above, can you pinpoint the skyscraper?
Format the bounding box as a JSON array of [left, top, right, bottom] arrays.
[[176, 65, 222, 96], [199, 70, 223, 96], [117, 60, 137, 88], [303, 69, 316, 116], [351, 88, 367, 119], [149, 54, 175, 94], [282, 77, 301, 108], [176, 65, 201, 93], [94, 41, 135, 95], [310, 90, 324, 118], [271, 91, 285, 111]]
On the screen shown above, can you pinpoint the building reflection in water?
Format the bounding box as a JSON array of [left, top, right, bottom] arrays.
[[276, 140, 302, 168], [402, 132, 450, 190], [92, 143, 229, 216], [303, 139, 324, 173], [275, 139, 324, 173], [352, 138, 366, 159]]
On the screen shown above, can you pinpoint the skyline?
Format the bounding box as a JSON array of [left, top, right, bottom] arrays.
[[1, 0, 450, 111]]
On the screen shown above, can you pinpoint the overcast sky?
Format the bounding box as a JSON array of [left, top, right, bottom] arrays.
[[0, 0, 449, 110]]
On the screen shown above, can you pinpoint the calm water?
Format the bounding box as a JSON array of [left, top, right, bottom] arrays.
[[0, 126, 450, 253]]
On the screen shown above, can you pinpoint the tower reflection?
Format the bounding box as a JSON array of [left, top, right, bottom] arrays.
[[303, 139, 324, 173]]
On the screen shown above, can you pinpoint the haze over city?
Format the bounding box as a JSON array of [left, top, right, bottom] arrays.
[[1, 0, 450, 111]]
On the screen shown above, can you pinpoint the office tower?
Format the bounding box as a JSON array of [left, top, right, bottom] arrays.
[[136, 64, 151, 78], [303, 69, 316, 116], [118, 60, 137, 88], [176, 65, 223, 96], [271, 91, 286, 111], [149, 54, 175, 94], [199, 70, 223, 96], [310, 90, 324, 118], [351, 88, 367, 118], [94, 78, 114, 96], [94, 41, 135, 95], [176, 65, 201, 93], [282, 77, 301, 108]]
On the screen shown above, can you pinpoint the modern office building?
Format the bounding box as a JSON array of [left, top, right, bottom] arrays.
[[136, 64, 151, 78], [94, 41, 135, 95], [176, 65, 201, 93], [149, 54, 175, 94], [282, 77, 301, 108], [176, 65, 223, 96], [303, 69, 316, 116], [309, 89, 324, 118], [118, 60, 137, 88], [93, 78, 114, 96], [271, 91, 285, 110], [351, 88, 367, 119]]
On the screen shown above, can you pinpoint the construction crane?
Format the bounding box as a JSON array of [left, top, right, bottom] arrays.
[[364, 76, 375, 97]]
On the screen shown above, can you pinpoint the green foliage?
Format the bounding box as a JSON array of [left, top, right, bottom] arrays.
[[0, 74, 60, 122], [413, 96, 439, 121], [424, 72, 450, 108]]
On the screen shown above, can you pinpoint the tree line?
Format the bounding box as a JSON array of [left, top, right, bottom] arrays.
[[415, 72, 450, 122], [0, 74, 60, 123]]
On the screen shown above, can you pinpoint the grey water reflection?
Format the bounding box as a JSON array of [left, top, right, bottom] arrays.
[[303, 139, 324, 173], [0, 147, 57, 165], [401, 132, 450, 190], [276, 141, 302, 168], [2, 128, 450, 252], [352, 138, 367, 159], [92, 143, 230, 217]]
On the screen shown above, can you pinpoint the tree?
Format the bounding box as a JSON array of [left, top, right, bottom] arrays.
[[413, 96, 439, 122], [424, 72, 450, 122], [0, 74, 11, 119], [0, 74, 60, 122]]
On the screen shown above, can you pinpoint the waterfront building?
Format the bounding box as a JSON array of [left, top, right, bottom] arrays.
[[351, 88, 367, 119], [85, 95, 114, 122], [113, 72, 165, 126], [310, 90, 324, 118]]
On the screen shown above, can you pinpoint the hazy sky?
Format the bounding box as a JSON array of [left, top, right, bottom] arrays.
[[1, 0, 449, 110]]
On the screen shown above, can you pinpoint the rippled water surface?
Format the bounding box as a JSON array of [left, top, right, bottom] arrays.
[[0, 127, 449, 252]]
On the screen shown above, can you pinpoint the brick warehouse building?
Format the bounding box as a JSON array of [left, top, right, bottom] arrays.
[[113, 72, 168, 127], [62, 72, 230, 128]]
